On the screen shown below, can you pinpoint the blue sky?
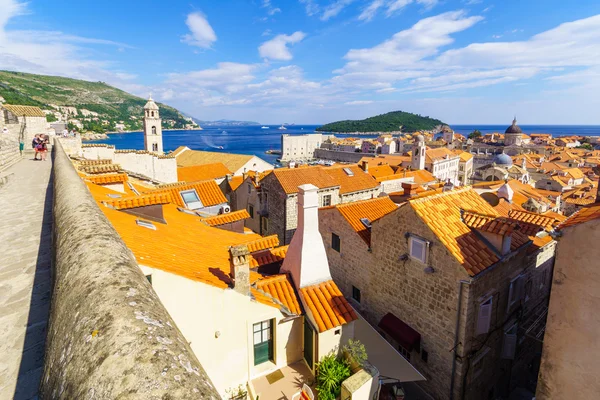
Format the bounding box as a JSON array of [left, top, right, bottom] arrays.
[[1, 0, 600, 124]]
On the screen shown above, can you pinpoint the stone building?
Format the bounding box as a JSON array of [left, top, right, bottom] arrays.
[[257, 164, 380, 244], [504, 118, 524, 146], [0, 104, 47, 146], [280, 133, 327, 162], [143, 96, 163, 154], [319, 187, 557, 400], [453, 150, 474, 186], [537, 203, 600, 399], [173, 146, 273, 176]]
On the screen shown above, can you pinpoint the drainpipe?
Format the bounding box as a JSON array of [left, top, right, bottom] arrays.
[[450, 279, 471, 400]]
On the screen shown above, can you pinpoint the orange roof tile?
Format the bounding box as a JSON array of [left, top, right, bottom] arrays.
[[273, 166, 339, 194], [249, 245, 289, 268], [201, 210, 250, 226], [508, 210, 558, 231], [245, 235, 280, 253], [228, 175, 245, 191], [177, 163, 232, 182], [103, 193, 173, 210], [255, 274, 302, 315], [410, 188, 502, 276], [334, 197, 398, 245], [323, 165, 380, 195], [81, 164, 121, 174], [83, 173, 128, 185], [368, 165, 396, 179], [300, 280, 358, 333], [557, 204, 600, 230], [146, 180, 227, 208], [426, 147, 459, 163]]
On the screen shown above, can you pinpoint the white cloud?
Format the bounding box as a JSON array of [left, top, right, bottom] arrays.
[[358, 0, 385, 21], [262, 0, 281, 16], [181, 12, 217, 48], [258, 31, 306, 61], [345, 100, 374, 105], [299, 0, 320, 16], [321, 0, 355, 21], [262, 29, 272, 37]]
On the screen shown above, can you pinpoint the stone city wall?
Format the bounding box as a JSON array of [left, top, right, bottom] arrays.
[[0, 129, 21, 174], [41, 140, 219, 399], [314, 149, 375, 163]]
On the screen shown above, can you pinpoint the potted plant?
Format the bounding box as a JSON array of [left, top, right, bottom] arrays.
[[342, 339, 368, 373], [315, 352, 351, 400], [225, 384, 248, 400]]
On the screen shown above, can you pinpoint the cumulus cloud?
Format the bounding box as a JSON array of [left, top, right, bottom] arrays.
[[181, 12, 217, 48], [358, 0, 385, 21], [359, 0, 439, 21], [345, 100, 374, 105], [258, 31, 306, 61], [299, 0, 320, 16], [321, 0, 355, 21]]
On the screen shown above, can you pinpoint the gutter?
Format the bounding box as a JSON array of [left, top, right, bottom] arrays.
[[450, 279, 471, 400]]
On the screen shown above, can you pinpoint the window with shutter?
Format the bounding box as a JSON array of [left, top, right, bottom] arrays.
[[476, 297, 493, 335], [502, 324, 518, 359], [507, 275, 524, 312], [409, 237, 427, 263]]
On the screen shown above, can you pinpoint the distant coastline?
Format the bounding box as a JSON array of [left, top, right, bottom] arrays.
[[105, 128, 204, 134]]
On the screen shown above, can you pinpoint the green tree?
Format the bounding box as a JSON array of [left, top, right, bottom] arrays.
[[468, 129, 482, 139], [578, 143, 593, 150], [46, 113, 57, 122]]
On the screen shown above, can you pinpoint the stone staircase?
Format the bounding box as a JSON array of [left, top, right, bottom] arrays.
[[0, 133, 23, 186]]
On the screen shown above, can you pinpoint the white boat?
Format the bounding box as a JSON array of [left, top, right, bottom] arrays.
[[278, 125, 287, 130], [261, 126, 269, 129]]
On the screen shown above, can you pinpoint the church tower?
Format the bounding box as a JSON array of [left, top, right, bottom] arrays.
[[412, 134, 426, 170], [143, 96, 163, 154]]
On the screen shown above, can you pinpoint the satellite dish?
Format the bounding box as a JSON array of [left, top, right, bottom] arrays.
[[480, 192, 500, 207]]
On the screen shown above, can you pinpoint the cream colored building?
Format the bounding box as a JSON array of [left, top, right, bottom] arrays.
[[173, 146, 273, 176], [280, 133, 326, 161], [0, 104, 47, 145]]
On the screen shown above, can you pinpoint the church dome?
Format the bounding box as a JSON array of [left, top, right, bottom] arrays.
[[144, 96, 159, 111], [493, 152, 513, 166], [415, 134, 425, 143], [505, 117, 522, 134]]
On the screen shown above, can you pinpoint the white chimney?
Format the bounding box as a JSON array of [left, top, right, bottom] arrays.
[[280, 184, 332, 289]]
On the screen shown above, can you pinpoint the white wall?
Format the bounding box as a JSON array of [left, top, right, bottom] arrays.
[[316, 321, 355, 361], [236, 156, 274, 176], [140, 266, 303, 396]]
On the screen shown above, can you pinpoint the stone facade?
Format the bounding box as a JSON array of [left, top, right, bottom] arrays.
[[280, 133, 327, 162], [0, 107, 47, 146], [319, 200, 555, 400]]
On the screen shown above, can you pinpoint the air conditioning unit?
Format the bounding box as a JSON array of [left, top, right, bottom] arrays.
[[220, 205, 231, 214]]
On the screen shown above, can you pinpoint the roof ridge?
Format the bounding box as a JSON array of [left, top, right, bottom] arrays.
[[409, 186, 471, 204]]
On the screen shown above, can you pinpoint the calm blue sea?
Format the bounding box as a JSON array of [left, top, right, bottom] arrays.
[[92, 124, 600, 165]]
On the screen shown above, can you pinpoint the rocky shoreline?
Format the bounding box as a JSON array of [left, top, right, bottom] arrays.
[[81, 133, 109, 141]]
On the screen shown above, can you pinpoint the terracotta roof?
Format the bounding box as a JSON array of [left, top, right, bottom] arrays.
[[103, 193, 173, 210], [78, 159, 113, 166], [300, 280, 358, 333], [410, 188, 502, 275], [272, 166, 339, 194], [249, 245, 288, 268], [426, 147, 459, 163], [228, 175, 245, 191], [177, 163, 232, 182], [334, 197, 398, 245], [2, 104, 45, 117], [452, 150, 473, 162], [557, 204, 600, 230], [84, 173, 128, 185], [81, 164, 121, 174], [201, 210, 250, 226], [245, 235, 280, 253], [563, 168, 585, 180], [255, 274, 301, 314], [404, 169, 437, 184], [461, 211, 515, 236], [323, 165, 380, 195], [369, 165, 396, 179], [508, 210, 558, 231], [174, 147, 266, 172], [146, 180, 227, 208]]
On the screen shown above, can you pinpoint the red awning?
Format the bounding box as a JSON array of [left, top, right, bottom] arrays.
[[378, 313, 421, 352]]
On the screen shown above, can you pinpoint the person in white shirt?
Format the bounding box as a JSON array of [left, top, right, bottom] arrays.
[[62, 129, 68, 137]]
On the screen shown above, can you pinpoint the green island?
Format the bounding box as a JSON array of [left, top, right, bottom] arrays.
[[0, 70, 194, 133], [316, 110, 445, 133]]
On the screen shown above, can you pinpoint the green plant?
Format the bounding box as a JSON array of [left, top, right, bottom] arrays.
[[315, 352, 351, 400], [343, 339, 368, 368]]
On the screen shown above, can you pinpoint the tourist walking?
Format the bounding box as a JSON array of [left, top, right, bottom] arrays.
[[39, 136, 49, 161], [32, 134, 41, 160]]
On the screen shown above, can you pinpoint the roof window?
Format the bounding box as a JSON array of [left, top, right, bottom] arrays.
[[107, 194, 122, 198], [360, 218, 372, 229], [127, 182, 140, 195], [136, 219, 156, 230], [343, 167, 354, 176], [180, 189, 204, 210]]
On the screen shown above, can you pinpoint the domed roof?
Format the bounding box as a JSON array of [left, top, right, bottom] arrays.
[[493, 152, 513, 166], [440, 125, 453, 133], [144, 96, 159, 111], [505, 117, 522, 134], [415, 134, 425, 143]]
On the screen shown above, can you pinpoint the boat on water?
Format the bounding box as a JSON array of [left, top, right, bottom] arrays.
[[278, 125, 287, 130], [265, 149, 282, 155], [216, 146, 224, 149], [261, 126, 269, 129]]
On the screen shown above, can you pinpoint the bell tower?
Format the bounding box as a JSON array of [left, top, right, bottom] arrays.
[[412, 134, 426, 170], [143, 96, 163, 154]]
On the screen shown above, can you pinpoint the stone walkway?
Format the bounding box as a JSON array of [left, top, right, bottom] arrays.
[[0, 157, 53, 400]]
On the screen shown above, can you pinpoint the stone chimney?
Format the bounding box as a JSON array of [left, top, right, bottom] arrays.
[[280, 184, 331, 289], [229, 245, 250, 296], [402, 182, 419, 197], [443, 179, 454, 192], [360, 160, 369, 173]]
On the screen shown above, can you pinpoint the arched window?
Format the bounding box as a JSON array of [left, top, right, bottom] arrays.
[[152, 143, 158, 151], [152, 126, 156, 135], [151, 111, 154, 117]]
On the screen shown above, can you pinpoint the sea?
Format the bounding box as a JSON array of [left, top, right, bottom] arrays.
[[91, 124, 600, 165]]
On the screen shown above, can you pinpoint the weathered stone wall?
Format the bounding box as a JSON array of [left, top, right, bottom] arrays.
[[0, 129, 21, 173], [56, 135, 83, 157], [314, 149, 375, 163], [42, 140, 219, 399]]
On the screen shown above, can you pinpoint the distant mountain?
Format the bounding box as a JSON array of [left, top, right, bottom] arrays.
[[0, 70, 195, 132], [193, 118, 261, 127], [316, 111, 444, 133]]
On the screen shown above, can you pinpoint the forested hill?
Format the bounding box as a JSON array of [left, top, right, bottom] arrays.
[[316, 111, 444, 133], [0, 70, 193, 132]]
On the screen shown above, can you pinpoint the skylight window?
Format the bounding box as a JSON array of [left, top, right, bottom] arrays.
[[177, 207, 198, 215], [360, 218, 372, 229], [343, 167, 354, 176], [127, 182, 140, 195], [136, 219, 156, 230], [107, 194, 122, 198], [180, 189, 204, 210]]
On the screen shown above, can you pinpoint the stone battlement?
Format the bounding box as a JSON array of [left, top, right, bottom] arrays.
[[40, 140, 219, 399]]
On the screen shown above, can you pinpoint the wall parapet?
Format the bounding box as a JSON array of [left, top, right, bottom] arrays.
[[41, 140, 219, 399]]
